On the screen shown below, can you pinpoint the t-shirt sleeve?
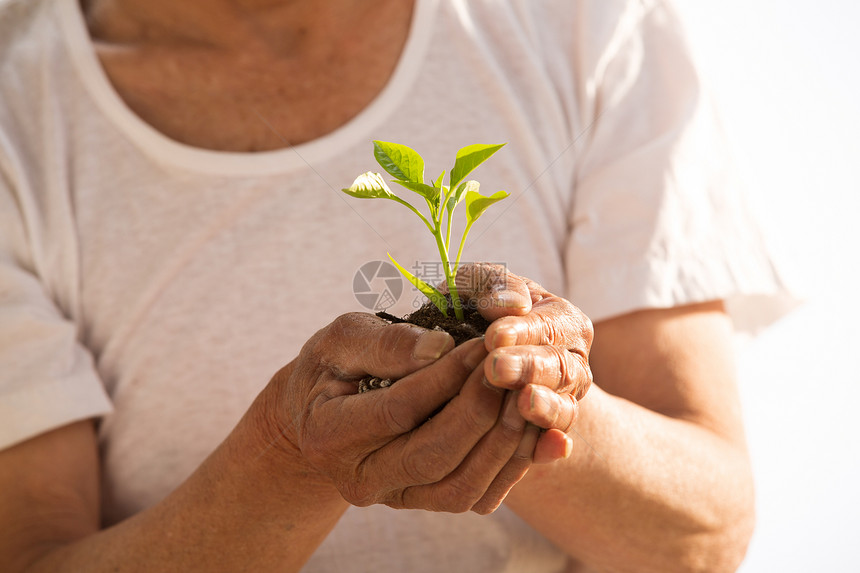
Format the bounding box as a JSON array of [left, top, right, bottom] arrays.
[[566, 0, 798, 332], [0, 163, 112, 451]]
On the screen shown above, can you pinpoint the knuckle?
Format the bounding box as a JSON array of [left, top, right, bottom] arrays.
[[298, 329, 327, 363], [340, 479, 376, 507], [335, 311, 372, 328], [510, 448, 533, 469], [481, 440, 521, 473], [564, 300, 594, 350], [556, 347, 578, 391], [304, 316, 353, 364], [543, 345, 591, 399], [376, 394, 415, 435], [433, 479, 485, 513], [462, 400, 500, 435], [533, 309, 568, 346], [574, 353, 593, 400], [531, 346, 570, 391], [401, 445, 450, 485], [324, 313, 378, 346], [325, 313, 357, 340], [534, 297, 594, 350]]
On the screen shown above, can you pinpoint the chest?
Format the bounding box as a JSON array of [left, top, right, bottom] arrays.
[[95, 49, 400, 150]]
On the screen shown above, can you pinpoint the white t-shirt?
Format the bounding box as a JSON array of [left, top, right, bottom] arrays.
[[0, 0, 795, 570]]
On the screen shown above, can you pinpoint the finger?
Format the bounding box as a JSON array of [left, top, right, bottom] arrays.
[[521, 277, 551, 304], [518, 384, 580, 431], [396, 389, 528, 513], [362, 359, 505, 502], [318, 338, 486, 449], [484, 296, 593, 352], [453, 263, 533, 321], [533, 428, 574, 464], [310, 312, 455, 380], [470, 422, 540, 514], [485, 345, 592, 398], [318, 340, 490, 507], [367, 338, 488, 436]]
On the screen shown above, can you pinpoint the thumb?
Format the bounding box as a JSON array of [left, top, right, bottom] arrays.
[[454, 263, 533, 321], [311, 312, 455, 380]]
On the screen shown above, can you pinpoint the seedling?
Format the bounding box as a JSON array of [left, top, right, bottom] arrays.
[[343, 141, 508, 321]]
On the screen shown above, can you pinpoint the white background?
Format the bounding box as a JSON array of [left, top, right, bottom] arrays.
[[672, 1, 860, 570]]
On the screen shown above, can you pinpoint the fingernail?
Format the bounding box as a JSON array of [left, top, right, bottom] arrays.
[[482, 376, 505, 394], [528, 386, 552, 419], [516, 423, 540, 458], [562, 435, 573, 459], [413, 330, 454, 361], [492, 290, 529, 309], [491, 352, 523, 385], [502, 391, 525, 429]]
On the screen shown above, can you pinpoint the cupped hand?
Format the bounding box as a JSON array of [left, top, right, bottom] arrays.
[[265, 312, 534, 514], [455, 264, 594, 463]]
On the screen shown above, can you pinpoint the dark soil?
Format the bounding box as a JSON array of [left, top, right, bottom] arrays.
[[358, 295, 489, 392], [378, 296, 491, 346]]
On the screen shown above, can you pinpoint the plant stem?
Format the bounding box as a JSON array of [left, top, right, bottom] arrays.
[[433, 228, 464, 321], [389, 196, 435, 233], [445, 207, 453, 253], [454, 222, 473, 276], [434, 186, 463, 321]]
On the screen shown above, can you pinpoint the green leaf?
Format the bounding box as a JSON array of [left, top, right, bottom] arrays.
[[465, 189, 509, 225], [449, 143, 505, 190], [392, 180, 441, 203], [373, 140, 425, 184], [433, 171, 446, 188], [447, 180, 478, 214], [387, 253, 449, 316], [342, 172, 395, 199]]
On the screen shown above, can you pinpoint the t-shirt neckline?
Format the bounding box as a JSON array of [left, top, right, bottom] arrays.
[[56, 0, 436, 176]]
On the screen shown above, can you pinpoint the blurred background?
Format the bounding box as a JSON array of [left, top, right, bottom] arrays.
[[672, 1, 860, 570]]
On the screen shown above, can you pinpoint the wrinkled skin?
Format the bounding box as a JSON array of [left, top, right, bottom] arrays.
[[458, 264, 594, 462], [265, 263, 594, 513]]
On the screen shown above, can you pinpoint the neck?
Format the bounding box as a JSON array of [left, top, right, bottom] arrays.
[[82, 0, 367, 54], [79, 0, 417, 150]]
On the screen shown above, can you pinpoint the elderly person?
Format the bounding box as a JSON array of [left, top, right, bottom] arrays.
[[0, 0, 793, 571]]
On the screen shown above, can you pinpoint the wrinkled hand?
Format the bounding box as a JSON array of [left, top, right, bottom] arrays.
[[266, 312, 536, 514], [455, 264, 594, 463]]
